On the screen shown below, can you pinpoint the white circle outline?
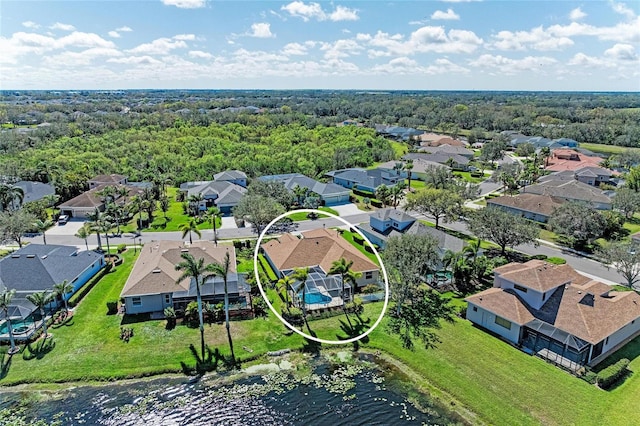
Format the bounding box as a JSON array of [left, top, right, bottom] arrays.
[[253, 208, 390, 345]]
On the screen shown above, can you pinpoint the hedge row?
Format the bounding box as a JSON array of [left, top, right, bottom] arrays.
[[352, 188, 376, 198], [69, 262, 113, 308], [597, 358, 630, 389]]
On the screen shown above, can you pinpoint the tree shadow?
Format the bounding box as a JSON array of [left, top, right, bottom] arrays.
[[336, 315, 372, 351], [51, 316, 74, 329], [0, 350, 12, 380], [120, 313, 151, 325], [180, 344, 226, 376], [302, 326, 322, 355], [22, 338, 56, 361]]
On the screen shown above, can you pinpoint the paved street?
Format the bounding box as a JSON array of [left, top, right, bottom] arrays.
[[20, 205, 627, 286]]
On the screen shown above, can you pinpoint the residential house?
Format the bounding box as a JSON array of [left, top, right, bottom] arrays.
[[546, 149, 603, 172], [376, 160, 449, 180], [374, 124, 423, 141], [417, 144, 475, 159], [326, 168, 404, 193], [213, 170, 248, 188], [258, 173, 351, 206], [87, 174, 128, 189], [523, 179, 612, 210], [13, 181, 56, 204], [403, 152, 470, 171], [120, 241, 246, 315], [487, 194, 566, 223], [0, 244, 104, 340], [416, 133, 467, 148], [552, 138, 579, 148], [466, 260, 640, 369], [179, 180, 247, 215], [58, 183, 147, 218], [261, 228, 380, 290], [573, 166, 614, 187]]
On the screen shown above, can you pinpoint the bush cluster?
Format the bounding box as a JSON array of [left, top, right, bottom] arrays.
[[597, 358, 630, 389]]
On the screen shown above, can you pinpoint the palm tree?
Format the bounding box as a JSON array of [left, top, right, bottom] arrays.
[[404, 159, 414, 192], [129, 195, 143, 231], [188, 193, 204, 217], [208, 251, 235, 363], [390, 182, 407, 209], [292, 185, 309, 205], [33, 219, 53, 245], [26, 291, 54, 340], [292, 267, 310, 323], [540, 146, 551, 168], [207, 207, 221, 246], [75, 223, 91, 251], [96, 218, 114, 258], [87, 208, 103, 249], [329, 257, 359, 304], [174, 252, 219, 361], [276, 275, 296, 314], [53, 280, 73, 315], [179, 218, 201, 244], [463, 238, 482, 262], [0, 184, 24, 211], [0, 289, 19, 354]]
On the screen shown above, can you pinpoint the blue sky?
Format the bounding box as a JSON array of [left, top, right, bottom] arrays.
[[1, 1, 638, 91]]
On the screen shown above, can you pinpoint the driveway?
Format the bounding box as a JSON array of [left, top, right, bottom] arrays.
[[220, 216, 238, 230], [331, 203, 363, 216], [46, 219, 86, 236]]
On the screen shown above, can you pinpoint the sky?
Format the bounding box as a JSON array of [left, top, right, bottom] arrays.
[[1, 0, 639, 91]]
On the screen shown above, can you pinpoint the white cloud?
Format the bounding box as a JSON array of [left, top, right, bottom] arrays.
[[128, 37, 188, 55], [329, 6, 359, 21], [567, 52, 610, 67], [320, 39, 363, 59], [161, 0, 206, 9], [188, 50, 213, 59], [174, 34, 196, 41], [364, 26, 482, 56], [116, 26, 133, 32], [610, 1, 636, 19], [372, 57, 418, 74], [492, 26, 574, 51], [49, 22, 76, 31], [108, 31, 121, 38], [109, 27, 133, 39], [282, 42, 309, 56], [281, 1, 359, 22], [43, 47, 122, 67], [22, 21, 40, 29], [249, 23, 274, 38], [425, 58, 470, 75], [431, 9, 460, 20], [469, 54, 557, 74], [604, 43, 638, 60], [569, 7, 587, 21], [108, 55, 162, 65]]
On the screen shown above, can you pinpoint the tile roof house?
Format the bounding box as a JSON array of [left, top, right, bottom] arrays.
[[326, 168, 404, 193], [120, 241, 246, 315], [546, 149, 603, 172], [374, 124, 423, 141], [416, 133, 467, 148], [417, 145, 475, 159], [573, 166, 614, 187], [405, 152, 470, 171], [258, 173, 350, 206], [212, 170, 247, 188], [261, 228, 379, 290], [487, 193, 566, 223], [0, 244, 104, 340], [466, 260, 640, 370], [58, 183, 147, 218], [13, 181, 56, 204], [523, 179, 612, 210]]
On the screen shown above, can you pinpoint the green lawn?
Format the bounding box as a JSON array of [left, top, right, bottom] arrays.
[[286, 206, 338, 222], [146, 187, 221, 232], [579, 143, 640, 156], [452, 171, 489, 184], [339, 230, 379, 264], [390, 141, 408, 158]]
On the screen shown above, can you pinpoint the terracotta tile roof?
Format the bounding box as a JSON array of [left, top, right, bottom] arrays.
[[494, 260, 587, 293], [121, 241, 236, 297], [261, 228, 378, 274], [487, 193, 565, 217], [546, 149, 603, 172]]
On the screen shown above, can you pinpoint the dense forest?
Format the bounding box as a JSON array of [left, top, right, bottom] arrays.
[[1, 90, 639, 200]]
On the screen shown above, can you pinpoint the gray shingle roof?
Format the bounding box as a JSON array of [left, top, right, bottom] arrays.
[[213, 170, 247, 181], [13, 181, 56, 204], [371, 208, 414, 222], [259, 174, 350, 197], [524, 180, 611, 205]]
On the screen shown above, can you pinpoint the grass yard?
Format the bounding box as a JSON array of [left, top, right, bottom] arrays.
[[579, 142, 640, 157], [390, 140, 408, 158], [286, 206, 338, 222], [453, 171, 489, 184], [146, 187, 221, 232], [339, 230, 379, 264]]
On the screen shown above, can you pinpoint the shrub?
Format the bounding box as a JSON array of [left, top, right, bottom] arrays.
[[353, 234, 365, 245], [117, 244, 127, 253], [370, 199, 383, 208], [547, 256, 566, 265], [580, 370, 598, 385], [597, 358, 630, 389], [362, 284, 382, 294], [106, 301, 119, 315], [345, 298, 364, 315], [352, 188, 376, 198], [68, 262, 112, 307], [282, 307, 304, 326], [530, 254, 548, 261]]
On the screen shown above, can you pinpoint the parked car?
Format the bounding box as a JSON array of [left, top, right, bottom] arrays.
[[58, 215, 69, 225]]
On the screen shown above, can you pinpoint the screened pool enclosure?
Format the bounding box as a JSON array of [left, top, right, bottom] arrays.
[[284, 267, 351, 310]]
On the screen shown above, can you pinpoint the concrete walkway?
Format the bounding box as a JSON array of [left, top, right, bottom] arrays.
[[220, 216, 238, 229], [331, 203, 363, 216]]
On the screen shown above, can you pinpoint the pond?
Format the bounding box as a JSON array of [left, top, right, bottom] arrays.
[[0, 354, 466, 425]]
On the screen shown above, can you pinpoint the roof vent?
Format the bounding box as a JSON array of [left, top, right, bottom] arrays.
[[41, 255, 48, 259], [152, 268, 161, 273], [181, 248, 189, 252], [11, 254, 19, 258], [26, 254, 35, 258]]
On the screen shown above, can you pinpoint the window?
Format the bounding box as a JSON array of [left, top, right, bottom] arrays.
[[472, 306, 478, 312], [542, 292, 546, 301], [514, 284, 528, 293], [165, 294, 171, 305], [494, 316, 512, 330], [132, 297, 142, 307], [365, 271, 373, 280]]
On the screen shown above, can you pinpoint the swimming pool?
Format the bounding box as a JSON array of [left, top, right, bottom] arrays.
[[302, 293, 332, 305], [0, 317, 34, 335]]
